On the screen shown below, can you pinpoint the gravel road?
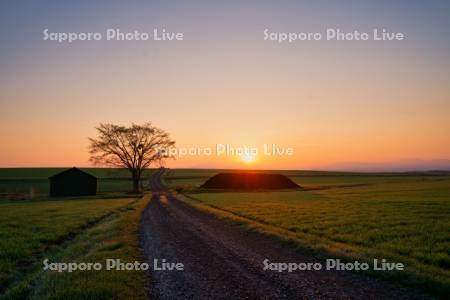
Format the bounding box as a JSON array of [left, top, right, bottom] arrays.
[[139, 169, 419, 299]]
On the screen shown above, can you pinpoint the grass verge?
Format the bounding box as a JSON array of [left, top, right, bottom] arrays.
[[0, 194, 150, 300]]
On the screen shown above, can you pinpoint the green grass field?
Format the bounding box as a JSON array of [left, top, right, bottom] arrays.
[[1, 168, 449, 298], [165, 169, 450, 297], [0, 195, 149, 299], [0, 168, 154, 299]]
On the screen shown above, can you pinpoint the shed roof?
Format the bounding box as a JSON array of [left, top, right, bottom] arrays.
[[49, 167, 97, 179]]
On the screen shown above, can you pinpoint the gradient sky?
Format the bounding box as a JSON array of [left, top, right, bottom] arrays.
[[1, 0, 449, 170]]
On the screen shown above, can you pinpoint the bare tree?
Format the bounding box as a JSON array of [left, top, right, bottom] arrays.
[[89, 123, 175, 193]]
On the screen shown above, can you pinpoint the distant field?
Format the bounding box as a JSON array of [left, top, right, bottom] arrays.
[[0, 168, 155, 197], [165, 169, 450, 297], [164, 168, 449, 190], [0, 195, 148, 299]]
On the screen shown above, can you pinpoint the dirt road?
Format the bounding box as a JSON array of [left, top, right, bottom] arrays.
[[139, 169, 418, 299]]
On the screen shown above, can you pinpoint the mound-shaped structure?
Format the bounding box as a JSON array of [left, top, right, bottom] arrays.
[[201, 173, 301, 190]]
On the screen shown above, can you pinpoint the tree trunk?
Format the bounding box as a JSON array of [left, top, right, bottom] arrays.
[[132, 177, 140, 193], [131, 169, 140, 193]]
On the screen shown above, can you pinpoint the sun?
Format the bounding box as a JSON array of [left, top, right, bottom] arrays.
[[240, 151, 257, 163]]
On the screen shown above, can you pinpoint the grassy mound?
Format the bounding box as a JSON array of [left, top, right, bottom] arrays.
[[201, 173, 300, 189]]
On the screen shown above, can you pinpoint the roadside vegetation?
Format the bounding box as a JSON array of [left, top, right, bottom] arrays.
[[0, 194, 149, 299], [166, 169, 450, 298]]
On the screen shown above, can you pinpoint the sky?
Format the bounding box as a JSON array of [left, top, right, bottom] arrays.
[[0, 0, 449, 171]]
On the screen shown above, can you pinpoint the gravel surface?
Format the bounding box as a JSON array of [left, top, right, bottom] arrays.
[[139, 169, 419, 299]]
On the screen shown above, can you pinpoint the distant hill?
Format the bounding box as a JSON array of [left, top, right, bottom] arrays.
[[201, 173, 301, 189]]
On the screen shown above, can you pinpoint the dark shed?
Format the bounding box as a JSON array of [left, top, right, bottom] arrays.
[[49, 167, 97, 197]]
